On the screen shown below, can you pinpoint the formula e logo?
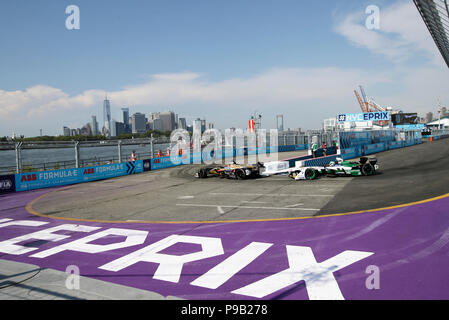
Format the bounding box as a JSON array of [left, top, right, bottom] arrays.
[[0, 180, 12, 189]]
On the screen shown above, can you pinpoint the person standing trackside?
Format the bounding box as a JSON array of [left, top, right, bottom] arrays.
[[312, 142, 318, 158], [322, 142, 327, 157], [131, 150, 137, 162]]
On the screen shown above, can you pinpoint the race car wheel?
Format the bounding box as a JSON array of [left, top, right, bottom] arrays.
[[235, 169, 246, 180], [361, 163, 375, 176], [304, 168, 316, 180], [198, 169, 208, 179]]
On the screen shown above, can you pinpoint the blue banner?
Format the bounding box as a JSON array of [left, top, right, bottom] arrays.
[[395, 124, 425, 130], [15, 161, 143, 192]]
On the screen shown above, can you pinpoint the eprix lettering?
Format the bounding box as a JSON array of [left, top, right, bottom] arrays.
[[0, 219, 374, 299]]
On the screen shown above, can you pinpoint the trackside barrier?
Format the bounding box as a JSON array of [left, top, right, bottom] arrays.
[[4, 144, 314, 193], [295, 144, 308, 151], [363, 143, 386, 155], [387, 141, 403, 150], [340, 138, 423, 160], [430, 134, 449, 141], [0, 174, 16, 195], [151, 145, 307, 170], [14, 161, 144, 192]]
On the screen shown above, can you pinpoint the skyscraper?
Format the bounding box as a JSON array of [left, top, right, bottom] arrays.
[[103, 95, 111, 136], [121, 108, 130, 132], [193, 118, 202, 134], [178, 118, 187, 130], [110, 119, 117, 137], [152, 118, 163, 131], [91, 115, 98, 136], [63, 126, 71, 136], [131, 113, 146, 134], [159, 111, 176, 131], [201, 119, 206, 133]]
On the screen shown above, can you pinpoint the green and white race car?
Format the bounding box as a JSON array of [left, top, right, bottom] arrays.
[[325, 157, 379, 177]]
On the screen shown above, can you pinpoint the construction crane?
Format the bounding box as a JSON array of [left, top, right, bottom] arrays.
[[354, 90, 366, 112], [354, 86, 390, 127], [367, 98, 386, 112], [359, 86, 370, 112]]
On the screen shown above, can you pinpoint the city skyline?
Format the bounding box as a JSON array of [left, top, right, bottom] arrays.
[[1, 0, 449, 137], [61, 95, 207, 138]]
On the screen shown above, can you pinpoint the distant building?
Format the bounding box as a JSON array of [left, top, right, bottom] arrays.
[[115, 122, 125, 136], [323, 118, 338, 132], [71, 129, 77, 136], [149, 112, 160, 121], [121, 108, 131, 133], [426, 112, 433, 123], [85, 123, 92, 136], [91, 116, 98, 135], [110, 119, 117, 137], [132, 113, 147, 134], [178, 117, 187, 130], [159, 111, 176, 131], [201, 119, 206, 133], [193, 118, 202, 134], [103, 96, 111, 136], [427, 116, 449, 129], [63, 126, 71, 136], [152, 118, 163, 131], [104, 121, 110, 137]]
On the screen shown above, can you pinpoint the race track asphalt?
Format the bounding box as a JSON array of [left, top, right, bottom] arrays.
[[30, 139, 449, 222], [319, 138, 449, 215]]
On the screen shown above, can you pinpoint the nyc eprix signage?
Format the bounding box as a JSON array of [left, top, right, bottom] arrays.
[[15, 161, 143, 192], [338, 112, 390, 122]]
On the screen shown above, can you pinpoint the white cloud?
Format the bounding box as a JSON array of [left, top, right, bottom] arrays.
[[334, 1, 443, 65], [0, 67, 389, 136]]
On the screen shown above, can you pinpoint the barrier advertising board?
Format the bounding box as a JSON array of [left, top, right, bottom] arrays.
[[0, 175, 16, 195], [15, 161, 143, 192]]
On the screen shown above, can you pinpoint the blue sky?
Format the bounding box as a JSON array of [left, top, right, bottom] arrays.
[[1, 0, 448, 136]]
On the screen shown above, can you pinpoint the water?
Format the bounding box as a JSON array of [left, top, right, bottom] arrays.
[[0, 143, 171, 174]]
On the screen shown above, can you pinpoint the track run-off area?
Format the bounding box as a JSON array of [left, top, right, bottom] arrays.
[[1, 138, 449, 299]]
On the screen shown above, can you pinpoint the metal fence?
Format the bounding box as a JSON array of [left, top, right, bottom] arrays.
[[0, 138, 168, 175], [0, 131, 339, 175]]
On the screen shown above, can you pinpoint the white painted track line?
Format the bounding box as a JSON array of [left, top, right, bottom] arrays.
[[209, 192, 334, 197], [176, 204, 320, 211]]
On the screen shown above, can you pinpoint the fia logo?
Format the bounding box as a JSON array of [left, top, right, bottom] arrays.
[[338, 114, 346, 122], [0, 180, 12, 190]]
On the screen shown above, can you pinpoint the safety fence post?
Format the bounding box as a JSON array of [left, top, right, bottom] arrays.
[[74, 141, 80, 168], [118, 140, 122, 163], [15, 142, 23, 174], [150, 134, 154, 159]]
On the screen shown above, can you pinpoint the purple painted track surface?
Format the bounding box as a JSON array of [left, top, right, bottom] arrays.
[[1, 188, 449, 300]]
